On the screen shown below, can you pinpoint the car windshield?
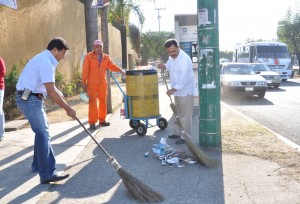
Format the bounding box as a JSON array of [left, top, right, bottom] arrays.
[[250, 64, 271, 72], [223, 65, 255, 75], [220, 58, 229, 63]]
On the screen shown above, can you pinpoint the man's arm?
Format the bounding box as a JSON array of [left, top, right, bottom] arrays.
[[81, 55, 89, 91], [45, 83, 76, 118]]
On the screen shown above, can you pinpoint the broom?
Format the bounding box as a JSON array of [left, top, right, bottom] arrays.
[[75, 116, 165, 202], [161, 70, 218, 167]]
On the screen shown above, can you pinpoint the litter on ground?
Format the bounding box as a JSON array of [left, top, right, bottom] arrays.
[[147, 137, 197, 168]]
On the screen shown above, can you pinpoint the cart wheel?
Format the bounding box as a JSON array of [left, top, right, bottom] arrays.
[[158, 117, 168, 130], [135, 123, 147, 136], [129, 120, 140, 129]]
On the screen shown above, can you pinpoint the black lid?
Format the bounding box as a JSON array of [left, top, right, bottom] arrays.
[[126, 70, 157, 76]]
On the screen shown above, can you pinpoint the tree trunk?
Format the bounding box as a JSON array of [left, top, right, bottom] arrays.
[[121, 24, 127, 69], [101, 7, 113, 114], [296, 52, 300, 75], [84, 0, 98, 52]]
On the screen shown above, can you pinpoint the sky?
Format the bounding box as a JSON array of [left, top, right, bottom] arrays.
[[131, 0, 299, 51]]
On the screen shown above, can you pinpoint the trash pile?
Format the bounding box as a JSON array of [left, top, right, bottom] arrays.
[[145, 137, 197, 168]]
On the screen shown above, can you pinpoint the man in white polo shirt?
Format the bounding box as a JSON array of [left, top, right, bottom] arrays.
[[16, 37, 76, 184], [158, 38, 194, 144]]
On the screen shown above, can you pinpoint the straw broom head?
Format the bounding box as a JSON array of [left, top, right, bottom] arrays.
[[170, 104, 218, 167], [162, 71, 218, 167], [182, 133, 218, 167], [75, 117, 164, 202], [109, 157, 165, 202]]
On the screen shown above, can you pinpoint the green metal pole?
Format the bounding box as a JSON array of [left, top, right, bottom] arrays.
[[197, 0, 221, 148]]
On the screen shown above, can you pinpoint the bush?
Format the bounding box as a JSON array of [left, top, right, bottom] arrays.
[[4, 61, 83, 121], [4, 62, 24, 120]]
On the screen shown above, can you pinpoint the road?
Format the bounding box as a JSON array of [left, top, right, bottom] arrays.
[[222, 78, 300, 146]]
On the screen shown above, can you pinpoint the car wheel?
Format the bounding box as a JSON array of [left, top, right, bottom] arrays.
[[282, 79, 287, 82], [274, 85, 280, 89]]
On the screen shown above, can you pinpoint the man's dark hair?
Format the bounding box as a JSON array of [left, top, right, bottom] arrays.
[[164, 38, 179, 49], [47, 37, 69, 51]]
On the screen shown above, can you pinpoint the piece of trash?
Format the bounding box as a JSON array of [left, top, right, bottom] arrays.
[[161, 160, 167, 166], [166, 157, 180, 165], [144, 151, 149, 157], [159, 137, 166, 149], [184, 158, 197, 165], [80, 92, 89, 103]]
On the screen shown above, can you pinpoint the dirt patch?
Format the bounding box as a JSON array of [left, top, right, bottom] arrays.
[[222, 107, 300, 182]]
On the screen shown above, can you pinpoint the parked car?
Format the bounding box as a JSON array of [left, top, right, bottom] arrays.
[[220, 63, 267, 98], [249, 63, 281, 88], [219, 58, 230, 64]]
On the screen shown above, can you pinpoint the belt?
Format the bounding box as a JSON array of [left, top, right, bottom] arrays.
[[16, 90, 44, 99]]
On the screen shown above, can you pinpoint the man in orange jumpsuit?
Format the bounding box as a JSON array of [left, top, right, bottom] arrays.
[[82, 39, 125, 130]]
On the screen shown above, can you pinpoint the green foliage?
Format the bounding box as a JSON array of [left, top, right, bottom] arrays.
[[140, 31, 175, 64], [4, 61, 25, 120], [108, 0, 144, 31], [277, 9, 300, 70], [55, 67, 83, 97]]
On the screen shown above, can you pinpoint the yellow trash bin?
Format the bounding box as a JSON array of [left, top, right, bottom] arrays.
[[126, 70, 159, 118]]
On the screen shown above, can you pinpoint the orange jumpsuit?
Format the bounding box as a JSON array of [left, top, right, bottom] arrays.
[[82, 51, 122, 125]]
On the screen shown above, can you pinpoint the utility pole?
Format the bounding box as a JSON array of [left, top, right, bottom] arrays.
[[155, 7, 165, 32], [197, 0, 221, 148], [154, 0, 166, 32]]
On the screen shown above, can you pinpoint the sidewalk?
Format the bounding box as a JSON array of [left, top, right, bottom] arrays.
[[1, 84, 300, 204]]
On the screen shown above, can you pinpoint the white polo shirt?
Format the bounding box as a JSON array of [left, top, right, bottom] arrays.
[[165, 49, 194, 96], [16, 50, 58, 98]]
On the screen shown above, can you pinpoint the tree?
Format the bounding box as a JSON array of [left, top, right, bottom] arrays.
[[108, 0, 145, 69], [140, 31, 174, 65], [277, 9, 300, 74], [79, 0, 99, 52]]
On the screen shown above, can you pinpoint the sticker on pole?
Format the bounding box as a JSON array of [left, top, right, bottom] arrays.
[[198, 8, 211, 26]]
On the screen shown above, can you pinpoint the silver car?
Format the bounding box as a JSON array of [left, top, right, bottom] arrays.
[[220, 63, 267, 98], [249, 63, 281, 88]]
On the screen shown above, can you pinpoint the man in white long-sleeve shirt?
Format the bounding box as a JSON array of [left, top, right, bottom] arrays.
[[158, 38, 194, 144]]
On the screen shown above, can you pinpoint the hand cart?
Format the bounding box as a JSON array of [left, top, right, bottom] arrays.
[[111, 71, 168, 136]]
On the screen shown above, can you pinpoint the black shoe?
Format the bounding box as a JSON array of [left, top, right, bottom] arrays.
[[168, 134, 180, 139], [41, 174, 70, 184], [175, 139, 185, 145], [100, 121, 110, 126], [89, 124, 96, 130]]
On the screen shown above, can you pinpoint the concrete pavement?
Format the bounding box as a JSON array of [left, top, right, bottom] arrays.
[[1, 84, 300, 204]]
